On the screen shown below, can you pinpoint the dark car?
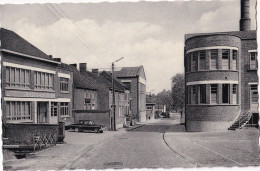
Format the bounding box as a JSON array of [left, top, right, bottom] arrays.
[[70, 120, 105, 133]]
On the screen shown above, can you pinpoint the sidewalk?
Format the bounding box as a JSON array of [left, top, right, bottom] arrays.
[[3, 128, 127, 170], [126, 118, 162, 131], [164, 128, 259, 167]]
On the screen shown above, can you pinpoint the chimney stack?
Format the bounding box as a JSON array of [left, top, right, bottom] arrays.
[[69, 63, 77, 69], [53, 58, 61, 62], [240, 0, 251, 31], [79, 63, 87, 73], [92, 69, 99, 75]]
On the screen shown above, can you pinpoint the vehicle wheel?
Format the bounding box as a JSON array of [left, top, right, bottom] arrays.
[[75, 128, 79, 132], [94, 128, 99, 133]]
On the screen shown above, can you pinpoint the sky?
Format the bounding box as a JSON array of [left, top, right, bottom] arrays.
[[0, 0, 257, 94]]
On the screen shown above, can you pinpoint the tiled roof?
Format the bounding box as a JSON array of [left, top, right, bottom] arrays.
[[0, 28, 53, 60], [62, 64, 97, 90], [185, 30, 256, 41], [99, 71, 128, 92], [114, 66, 143, 78]]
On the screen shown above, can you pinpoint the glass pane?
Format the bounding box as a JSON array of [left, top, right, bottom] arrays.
[[222, 84, 229, 103], [6, 68, 10, 83]]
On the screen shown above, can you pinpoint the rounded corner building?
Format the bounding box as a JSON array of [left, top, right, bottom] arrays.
[[184, 0, 258, 132]]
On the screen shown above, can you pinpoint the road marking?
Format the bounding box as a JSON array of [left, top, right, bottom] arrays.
[[162, 133, 202, 167], [191, 140, 244, 166]]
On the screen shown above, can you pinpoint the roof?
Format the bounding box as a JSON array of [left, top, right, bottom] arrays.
[[99, 71, 128, 92], [62, 64, 97, 90], [185, 30, 256, 41], [0, 28, 54, 61], [114, 66, 144, 78]]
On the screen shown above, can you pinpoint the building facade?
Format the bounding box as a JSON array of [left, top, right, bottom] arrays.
[[115, 66, 147, 122], [1, 28, 73, 126], [184, 0, 258, 132]]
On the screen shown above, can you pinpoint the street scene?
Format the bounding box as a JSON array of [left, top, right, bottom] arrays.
[[1, 0, 259, 170]]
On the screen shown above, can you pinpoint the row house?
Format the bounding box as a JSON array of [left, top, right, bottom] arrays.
[[1, 28, 73, 144], [1, 28, 73, 126], [67, 63, 130, 129], [114, 66, 147, 123]]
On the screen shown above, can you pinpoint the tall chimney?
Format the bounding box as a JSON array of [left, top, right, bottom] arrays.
[[240, 0, 251, 31], [69, 63, 77, 69], [79, 63, 87, 73]]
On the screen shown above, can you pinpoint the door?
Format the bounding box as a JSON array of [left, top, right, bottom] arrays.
[[37, 102, 48, 123], [50, 102, 58, 124], [250, 90, 258, 113]]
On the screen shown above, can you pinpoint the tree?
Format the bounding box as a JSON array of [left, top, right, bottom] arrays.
[[171, 73, 185, 112], [156, 89, 173, 111]]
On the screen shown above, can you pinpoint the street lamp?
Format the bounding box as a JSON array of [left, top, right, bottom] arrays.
[[112, 57, 124, 131]]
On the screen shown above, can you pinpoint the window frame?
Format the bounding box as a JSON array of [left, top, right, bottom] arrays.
[[6, 67, 31, 88], [60, 77, 69, 92], [5, 101, 32, 122], [249, 52, 257, 70], [60, 102, 69, 117]]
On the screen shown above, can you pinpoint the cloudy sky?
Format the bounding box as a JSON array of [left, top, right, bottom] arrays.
[[0, 0, 257, 93]]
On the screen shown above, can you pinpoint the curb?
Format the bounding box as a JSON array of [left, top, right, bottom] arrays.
[[126, 124, 146, 131]]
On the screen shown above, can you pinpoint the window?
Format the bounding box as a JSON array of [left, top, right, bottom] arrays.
[[210, 50, 218, 70], [199, 51, 206, 70], [222, 84, 229, 103], [51, 102, 58, 117], [186, 53, 191, 72], [199, 85, 206, 104], [60, 102, 69, 116], [34, 71, 54, 90], [190, 52, 198, 72], [211, 84, 218, 104], [6, 67, 30, 88], [60, 77, 69, 92], [250, 85, 258, 103], [250, 52, 257, 69], [222, 49, 229, 70], [6, 101, 31, 121], [147, 106, 152, 110], [191, 85, 196, 104], [84, 90, 96, 109], [232, 50, 238, 70], [232, 85, 238, 104]]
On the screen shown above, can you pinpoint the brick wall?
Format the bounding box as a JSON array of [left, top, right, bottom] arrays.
[[3, 123, 59, 145], [185, 34, 241, 50], [73, 110, 111, 129], [186, 71, 239, 82], [240, 39, 258, 112], [186, 105, 239, 121]]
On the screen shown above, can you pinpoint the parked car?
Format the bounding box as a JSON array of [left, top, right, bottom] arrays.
[[70, 120, 105, 133]]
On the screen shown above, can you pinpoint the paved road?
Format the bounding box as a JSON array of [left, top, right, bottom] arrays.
[[70, 119, 196, 169], [70, 119, 259, 169]]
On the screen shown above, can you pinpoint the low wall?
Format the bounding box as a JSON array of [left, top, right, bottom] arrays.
[[73, 110, 111, 129], [3, 123, 59, 145]]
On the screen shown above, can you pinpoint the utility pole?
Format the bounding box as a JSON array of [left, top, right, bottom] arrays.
[[111, 57, 124, 131]]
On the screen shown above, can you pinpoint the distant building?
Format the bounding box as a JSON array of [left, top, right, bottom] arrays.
[[184, 0, 258, 131], [146, 103, 156, 120], [115, 66, 146, 122]]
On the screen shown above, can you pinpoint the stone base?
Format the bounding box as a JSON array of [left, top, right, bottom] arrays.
[[186, 120, 233, 132]]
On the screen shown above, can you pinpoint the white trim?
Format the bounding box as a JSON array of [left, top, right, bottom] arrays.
[[248, 49, 257, 52], [187, 46, 238, 54], [187, 80, 238, 85], [58, 72, 70, 79], [139, 77, 146, 85], [120, 80, 132, 83], [1, 49, 61, 64], [3, 62, 56, 74], [248, 82, 258, 85], [4, 97, 70, 102]]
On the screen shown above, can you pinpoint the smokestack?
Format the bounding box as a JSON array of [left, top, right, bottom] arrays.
[[240, 0, 251, 31], [79, 63, 87, 73]]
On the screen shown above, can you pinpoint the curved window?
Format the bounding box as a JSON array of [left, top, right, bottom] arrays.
[[186, 48, 238, 72], [187, 83, 238, 105]]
